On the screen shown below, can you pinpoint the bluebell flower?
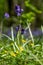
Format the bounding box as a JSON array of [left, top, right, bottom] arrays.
[[15, 26, 19, 31], [15, 5, 24, 16], [17, 13, 21, 16], [32, 29, 42, 36], [21, 28, 25, 34], [24, 30, 27, 34], [4, 12, 10, 18], [14, 34, 16, 37], [15, 5, 21, 13]]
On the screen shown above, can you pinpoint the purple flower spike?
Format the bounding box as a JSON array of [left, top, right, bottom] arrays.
[[15, 5, 24, 16], [15, 26, 19, 31], [4, 12, 10, 18], [17, 8, 20, 12], [16, 5, 20, 9], [17, 13, 21, 16], [21, 28, 25, 34], [17, 6, 20, 12], [15, 5, 21, 13]]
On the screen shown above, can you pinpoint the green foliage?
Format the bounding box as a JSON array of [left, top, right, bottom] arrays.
[[22, 12, 35, 23], [25, 1, 42, 14], [21, 0, 42, 26], [0, 35, 43, 65]]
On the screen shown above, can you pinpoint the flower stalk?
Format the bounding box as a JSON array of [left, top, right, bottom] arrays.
[[27, 22, 34, 44]]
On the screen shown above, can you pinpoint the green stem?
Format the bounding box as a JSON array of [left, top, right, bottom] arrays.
[[13, 44, 16, 52], [17, 31, 20, 44], [23, 40, 31, 47], [2, 34, 12, 40], [11, 26, 14, 41], [41, 25, 43, 57], [27, 23, 34, 43], [15, 42, 19, 50]]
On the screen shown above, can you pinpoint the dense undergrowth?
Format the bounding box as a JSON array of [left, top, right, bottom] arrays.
[[0, 32, 43, 65]]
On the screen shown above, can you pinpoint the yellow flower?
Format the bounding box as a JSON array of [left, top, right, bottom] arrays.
[[10, 51, 16, 57], [22, 39, 26, 43], [30, 43, 34, 47], [20, 47, 24, 52], [16, 51, 19, 54]]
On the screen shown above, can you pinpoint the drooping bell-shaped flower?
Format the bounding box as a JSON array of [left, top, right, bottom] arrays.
[[21, 28, 25, 34], [15, 5, 24, 16], [4, 12, 10, 18], [15, 25, 19, 31]]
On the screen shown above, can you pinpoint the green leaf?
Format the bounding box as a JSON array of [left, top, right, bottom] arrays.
[[25, 1, 42, 14]]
